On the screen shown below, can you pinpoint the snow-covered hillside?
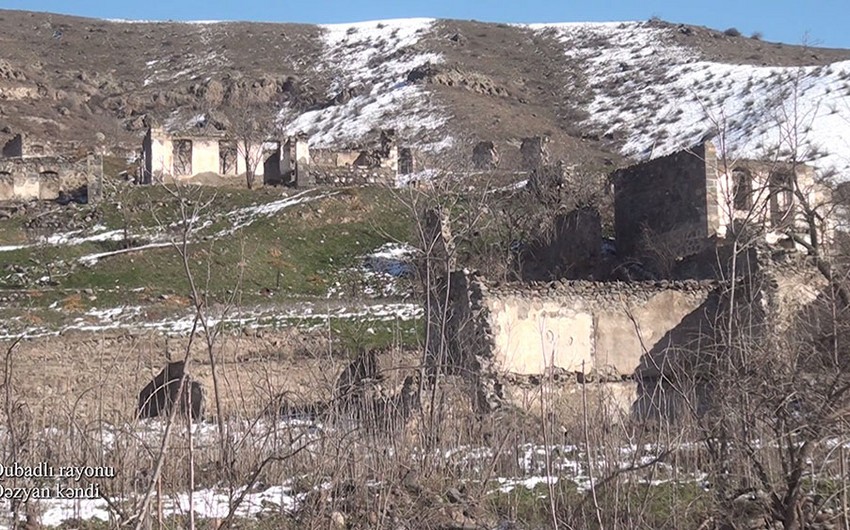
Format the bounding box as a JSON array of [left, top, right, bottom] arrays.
[[3, 11, 850, 174], [534, 21, 850, 177], [283, 18, 447, 149]]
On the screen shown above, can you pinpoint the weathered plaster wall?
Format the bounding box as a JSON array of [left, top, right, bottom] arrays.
[[190, 138, 221, 175], [145, 128, 277, 182], [431, 271, 718, 415], [714, 161, 831, 245], [144, 128, 173, 182], [479, 280, 714, 378], [0, 157, 90, 201]]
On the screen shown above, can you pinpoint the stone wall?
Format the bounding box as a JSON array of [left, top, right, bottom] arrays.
[[2, 134, 23, 157], [435, 271, 718, 414], [612, 142, 833, 265], [518, 208, 603, 281], [0, 156, 91, 202], [143, 127, 280, 182], [311, 166, 396, 187], [613, 143, 715, 260], [475, 277, 715, 377]]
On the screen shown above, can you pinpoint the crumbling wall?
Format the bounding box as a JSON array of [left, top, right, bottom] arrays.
[[145, 127, 273, 182], [613, 143, 716, 261], [310, 166, 395, 187], [518, 207, 603, 281], [440, 272, 717, 414], [2, 134, 23, 157], [284, 135, 313, 187], [478, 279, 714, 377], [144, 127, 173, 182], [399, 148, 414, 175], [520, 136, 550, 171], [472, 141, 499, 170], [0, 156, 90, 202]]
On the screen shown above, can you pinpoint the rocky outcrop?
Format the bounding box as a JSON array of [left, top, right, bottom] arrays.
[[406, 64, 510, 97]]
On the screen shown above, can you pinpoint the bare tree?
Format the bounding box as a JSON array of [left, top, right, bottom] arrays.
[[665, 67, 850, 530], [224, 100, 283, 190]]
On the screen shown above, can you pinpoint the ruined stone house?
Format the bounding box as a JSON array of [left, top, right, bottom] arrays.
[[142, 126, 286, 185], [613, 141, 833, 264], [304, 129, 400, 187], [0, 133, 98, 202], [465, 136, 550, 173], [426, 140, 836, 419], [143, 126, 404, 188]]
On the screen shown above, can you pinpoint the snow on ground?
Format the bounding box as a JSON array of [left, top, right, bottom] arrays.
[[221, 189, 332, 234], [0, 224, 125, 253], [1, 431, 704, 527], [532, 21, 850, 178], [0, 300, 422, 339], [0, 190, 329, 266], [327, 242, 417, 299], [283, 18, 447, 148]]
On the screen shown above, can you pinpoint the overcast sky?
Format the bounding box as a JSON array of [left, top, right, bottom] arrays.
[[1, 0, 848, 49]]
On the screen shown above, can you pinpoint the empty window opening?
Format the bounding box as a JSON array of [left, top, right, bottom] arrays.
[[219, 141, 237, 175], [732, 168, 752, 211], [769, 172, 795, 226], [173, 140, 193, 176]]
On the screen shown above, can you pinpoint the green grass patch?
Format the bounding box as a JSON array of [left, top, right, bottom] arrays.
[[0, 185, 416, 318]]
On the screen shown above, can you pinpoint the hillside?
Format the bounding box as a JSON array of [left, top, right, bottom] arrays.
[[1, 10, 850, 175]]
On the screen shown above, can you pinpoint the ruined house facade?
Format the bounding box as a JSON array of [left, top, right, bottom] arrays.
[[142, 127, 284, 184], [613, 142, 832, 262], [0, 134, 97, 202], [143, 127, 402, 187], [429, 140, 836, 419]]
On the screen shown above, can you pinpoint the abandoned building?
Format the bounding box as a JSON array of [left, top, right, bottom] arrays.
[[142, 126, 404, 187], [613, 141, 833, 265], [0, 133, 100, 202], [466, 136, 551, 173], [142, 126, 285, 185], [425, 140, 838, 419]]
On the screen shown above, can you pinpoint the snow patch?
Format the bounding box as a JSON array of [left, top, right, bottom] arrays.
[[283, 19, 446, 148], [532, 21, 850, 179]]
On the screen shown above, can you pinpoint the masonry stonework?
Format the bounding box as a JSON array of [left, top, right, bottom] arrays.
[[613, 141, 832, 265], [0, 156, 92, 202]]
